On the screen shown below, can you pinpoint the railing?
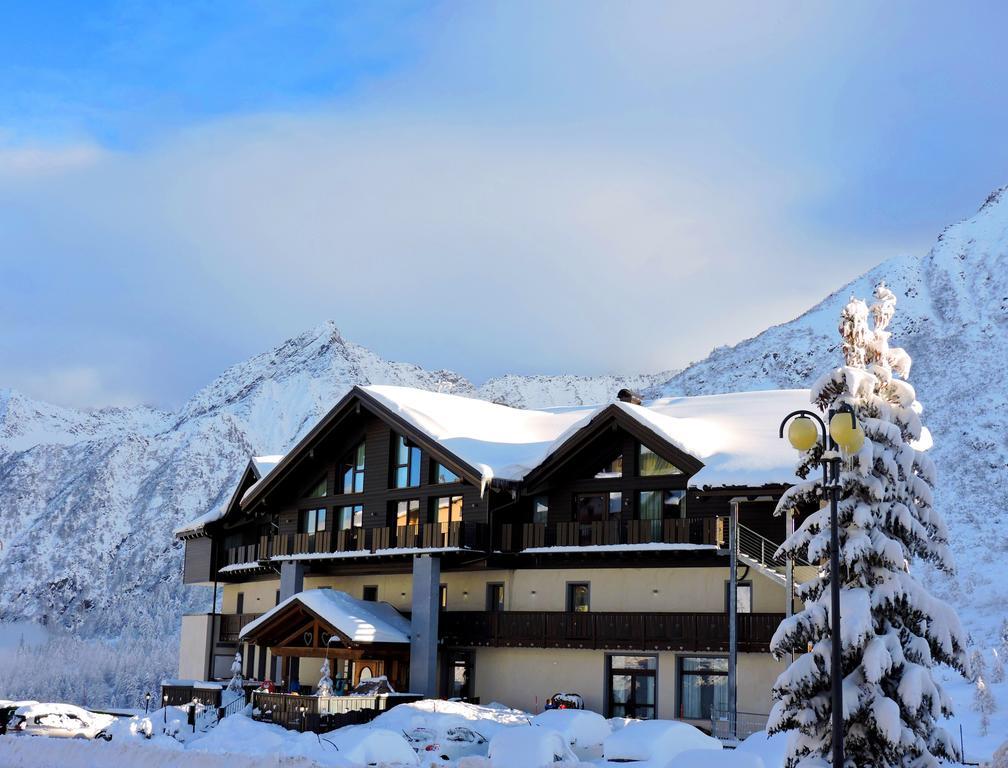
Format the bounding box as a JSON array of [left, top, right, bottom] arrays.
[[439, 611, 783, 652], [710, 707, 770, 741], [216, 689, 249, 721], [498, 517, 717, 552], [217, 612, 262, 643], [252, 692, 423, 732], [225, 522, 489, 566], [736, 523, 808, 573]]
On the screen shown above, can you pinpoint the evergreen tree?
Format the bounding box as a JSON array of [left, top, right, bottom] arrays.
[[769, 284, 969, 767], [992, 649, 1005, 684], [227, 652, 243, 693], [970, 648, 987, 682], [972, 676, 995, 737], [317, 658, 334, 697], [991, 738, 1008, 768]]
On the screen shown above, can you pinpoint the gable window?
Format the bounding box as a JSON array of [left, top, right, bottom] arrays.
[[595, 455, 623, 479], [566, 582, 590, 613], [638, 490, 687, 521], [392, 434, 421, 488], [433, 463, 460, 484], [337, 504, 363, 530], [486, 583, 505, 612], [395, 498, 422, 527], [340, 441, 365, 494], [532, 496, 549, 525], [434, 495, 463, 525], [298, 508, 327, 535], [638, 444, 683, 476], [306, 475, 328, 498]]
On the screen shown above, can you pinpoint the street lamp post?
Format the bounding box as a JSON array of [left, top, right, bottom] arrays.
[[779, 404, 862, 768], [145, 691, 151, 715]]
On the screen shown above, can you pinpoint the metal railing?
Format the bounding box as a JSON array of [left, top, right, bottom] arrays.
[[498, 517, 717, 552], [736, 523, 808, 573], [710, 707, 770, 741]]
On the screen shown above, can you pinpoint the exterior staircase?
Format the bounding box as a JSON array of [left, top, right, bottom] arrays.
[[735, 523, 809, 590]]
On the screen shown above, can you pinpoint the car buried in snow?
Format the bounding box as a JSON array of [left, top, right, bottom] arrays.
[[7, 703, 115, 741], [404, 724, 489, 761]]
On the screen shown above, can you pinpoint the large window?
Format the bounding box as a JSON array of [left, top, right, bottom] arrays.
[[395, 498, 422, 527], [678, 657, 729, 720], [607, 655, 656, 719], [337, 504, 363, 530], [433, 463, 460, 484], [340, 442, 365, 494], [298, 508, 327, 535], [434, 495, 463, 525], [595, 455, 623, 479], [392, 434, 421, 488], [638, 490, 687, 520], [566, 582, 590, 613], [638, 444, 683, 476], [532, 496, 549, 524], [725, 581, 753, 613]]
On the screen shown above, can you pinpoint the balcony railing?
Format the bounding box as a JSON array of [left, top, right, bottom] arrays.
[[439, 610, 782, 653], [497, 517, 718, 552], [217, 612, 262, 643], [223, 521, 489, 568]]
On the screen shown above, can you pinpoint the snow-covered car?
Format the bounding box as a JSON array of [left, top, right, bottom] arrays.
[[486, 725, 578, 768], [405, 724, 489, 761], [8, 703, 115, 741], [325, 726, 419, 766], [602, 719, 721, 763], [0, 701, 38, 735], [532, 708, 611, 758]]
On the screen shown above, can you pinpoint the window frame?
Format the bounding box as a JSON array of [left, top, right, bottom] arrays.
[[605, 653, 658, 720], [305, 474, 328, 498], [532, 496, 549, 525], [394, 498, 422, 527], [638, 443, 684, 477], [676, 655, 729, 721], [433, 494, 464, 525], [392, 434, 422, 489], [432, 462, 461, 484], [486, 582, 505, 612], [362, 585, 378, 602], [298, 507, 327, 535], [340, 441, 366, 494], [336, 504, 364, 531], [724, 580, 753, 614], [565, 581, 591, 613]]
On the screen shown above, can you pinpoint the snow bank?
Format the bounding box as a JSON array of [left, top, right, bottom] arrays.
[[735, 730, 790, 768], [372, 698, 531, 739], [530, 708, 610, 748], [665, 748, 766, 768], [603, 719, 722, 761], [486, 725, 577, 768], [324, 725, 418, 765]]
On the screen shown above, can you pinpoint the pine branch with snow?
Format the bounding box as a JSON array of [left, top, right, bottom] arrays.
[[769, 283, 969, 768], [227, 652, 243, 693]]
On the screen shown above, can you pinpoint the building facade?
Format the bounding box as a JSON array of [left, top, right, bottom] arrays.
[[175, 384, 811, 725]]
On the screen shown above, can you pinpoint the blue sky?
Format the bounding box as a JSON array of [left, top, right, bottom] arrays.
[[2, 1, 1007, 408]]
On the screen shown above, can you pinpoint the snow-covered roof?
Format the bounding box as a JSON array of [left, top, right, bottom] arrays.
[[177, 385, 812, 537], [239, 588, 410, 645]]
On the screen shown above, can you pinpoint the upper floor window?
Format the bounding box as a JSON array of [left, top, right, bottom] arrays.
[[337, 504, 363, 530], [638, 490, 687, 520], [392, 434, 421, 488], [532, 496, 549, 525], [638, 444, 683, 476], [567, 582, 590, 612], [434, 495, 463, 525], [306, 475, 328, 498], [395, 498, 422, 527], [341, 441, 365, 494], [299, 507, 327, 535], [433, 462, 460, 484], [595, 455, 623, 479]]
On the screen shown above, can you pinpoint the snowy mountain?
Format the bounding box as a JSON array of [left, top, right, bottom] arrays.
[[0, 186, 1005, 657]]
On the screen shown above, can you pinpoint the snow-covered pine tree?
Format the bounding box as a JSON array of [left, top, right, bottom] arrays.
[[970, 648, 987, 682], [992, 738, 1008, 768], [227, 652, 243, 693], [317, 658, 334, 697], [768, 283, 969, 768], [972, 676, 995, 736], [992, 649, 1005, 684]]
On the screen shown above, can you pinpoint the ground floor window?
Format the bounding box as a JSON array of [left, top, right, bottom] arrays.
[[678, 656, 729, 720], [607, 654, 656, 719]]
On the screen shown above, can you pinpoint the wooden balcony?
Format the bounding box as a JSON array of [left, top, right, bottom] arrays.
[[438, 611, 782, 653], [497, 517, 718, 553], [223, 521, 489, 568], [217, 612, 263, 643]]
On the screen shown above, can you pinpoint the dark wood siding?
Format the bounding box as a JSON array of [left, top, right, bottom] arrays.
[[183, 536, 215, 584]]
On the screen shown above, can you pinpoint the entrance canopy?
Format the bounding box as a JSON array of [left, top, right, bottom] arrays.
[[239, 589, 410, 656]]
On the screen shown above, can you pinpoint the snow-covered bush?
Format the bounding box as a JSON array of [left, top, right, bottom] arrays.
[[227, 652, 243, 692], [972, 676, 996, 736], [317, 658, 334, 697], [769, 284, 969, 768]]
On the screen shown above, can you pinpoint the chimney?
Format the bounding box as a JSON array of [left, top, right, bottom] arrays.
[[616, 388, 642, 405]]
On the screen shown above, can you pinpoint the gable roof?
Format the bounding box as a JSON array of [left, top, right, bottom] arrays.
[[176, 385, 814, 537], [173, 454, 284, 538], [239, 588, 410, 645]]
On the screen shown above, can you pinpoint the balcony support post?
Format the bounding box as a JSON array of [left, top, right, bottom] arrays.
[[409, 554, 441, 697]]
